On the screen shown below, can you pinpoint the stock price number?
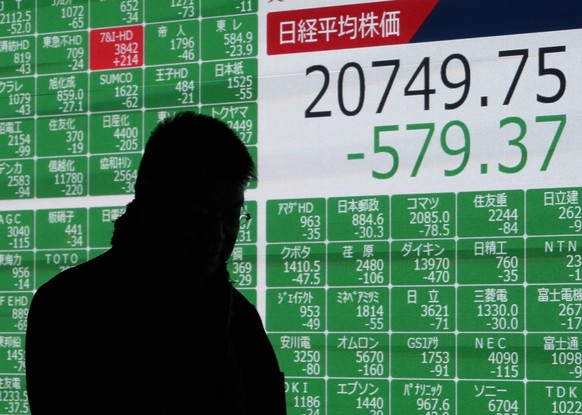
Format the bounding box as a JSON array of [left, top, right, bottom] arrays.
[[366, 114, 565, 179], [304, 46, 571, 179], [305, 46, 566, 117]]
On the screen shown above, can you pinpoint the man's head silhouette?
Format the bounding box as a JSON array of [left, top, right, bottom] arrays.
[[132, 111, 256, 280]]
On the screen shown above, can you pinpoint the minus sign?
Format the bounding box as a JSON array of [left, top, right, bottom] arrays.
[[347, 153, 365, 160]]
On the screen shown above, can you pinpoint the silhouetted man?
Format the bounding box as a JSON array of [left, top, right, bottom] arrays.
[[25, 111, 287, 414]]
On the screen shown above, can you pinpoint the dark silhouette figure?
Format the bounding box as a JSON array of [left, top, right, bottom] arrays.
[[25, 111, 287, 415]]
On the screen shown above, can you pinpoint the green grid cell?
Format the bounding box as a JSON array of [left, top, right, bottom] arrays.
[[90, 69, 142, 112], [36, 156, 87, 198], [391, 333, 455, 379], [281, 378, 324, 415], [0, 383, 24, 415], [266, 243, 325, 287], [88, 153, 140, 196], [458, 190, 524, 237], [0, 35, 34, 77], [145, 0, 199, 22], [269, 333, 325, 377], [327, 195, 389, 241], [0, 211, 33, 251], [526, 236, 582, 283], [0, 374, 27, 414], [391, 287, 455, 332], [458, 380, 524, 415], [37, 73, 87, 116], [327, 379, 388, 415], [526, 285, 582, 332], [36, 208, 87, 249], [144, 64, 198, 108], [0, 333, 25, 373], [0, 118, 34, 159], [0, 77, 34, 118], [201, 0, 257, 17], [201, 102, 257, 145], [0, 0, 34, 37], [0, 251, 33, 291], [458, 285, 524, 332], [37, 0, 87, 33], [391, 380, 455, 415], [266, 198, 326, 243], [327, 241, 389, 287], [526, 333, 582, 380], [327, 333, 389, 378], [458, 237, 524, 284], [200, 58, 257, 104], [526, 187, 582, 235], [328, 287, 388, 332], [36, 115, 88, 157], [90, 0, 143, 28], [391, 239, 455, 285], [89, 111, 143, 154], [0, 159, 34, 199], [200, 14, 257, 61], [88, 205, 126, 248], [0, 293, 32, 332], [229, 244, 256, 289], [527, 381, 580, 415], [35, 249, 88, 288], [458, 333, 525, 380], [37, 32, 88, 74], [265, 288, 325, 332], [145, 21, 199, 65], [391, 193, 455, 239]]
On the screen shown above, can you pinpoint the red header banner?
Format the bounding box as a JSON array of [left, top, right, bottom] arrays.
[[267, 0, 438, 55]]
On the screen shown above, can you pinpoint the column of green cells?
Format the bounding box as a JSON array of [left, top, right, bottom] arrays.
[[524, 187, 582, 415], [266, 198, 326, 415], [88, 205, 127, 260], [228, 201, 258, 305], [35, 208, 88, 288], [200, 0, 258, 167], [37, 0, 88, 77], [325, 196, 390, 415], [88, 110, 142, 196], [35, 1, 89, 198], [456, 190, 526, 415], [36, 61, 88, 198], [88, 1, 143, 196], [143, 16, 199, 110], [0, 0, 35, 201], [390, 193, 456, 414], [0, 209, 33, 414], [143, 3, 198, 131], [36, 0, 89, 193], [0, 119, 34, 200], [200, 3, 258, 190]]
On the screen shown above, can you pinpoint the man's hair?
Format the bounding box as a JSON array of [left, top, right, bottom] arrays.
[[134, 111, 256, 200]]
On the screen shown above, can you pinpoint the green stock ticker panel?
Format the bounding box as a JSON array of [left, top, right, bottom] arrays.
[[1, 1, 582, 415], [264, 192, 582, 414]]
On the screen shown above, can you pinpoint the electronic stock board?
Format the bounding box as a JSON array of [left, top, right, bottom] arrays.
[[1, 0, 582, 414]]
